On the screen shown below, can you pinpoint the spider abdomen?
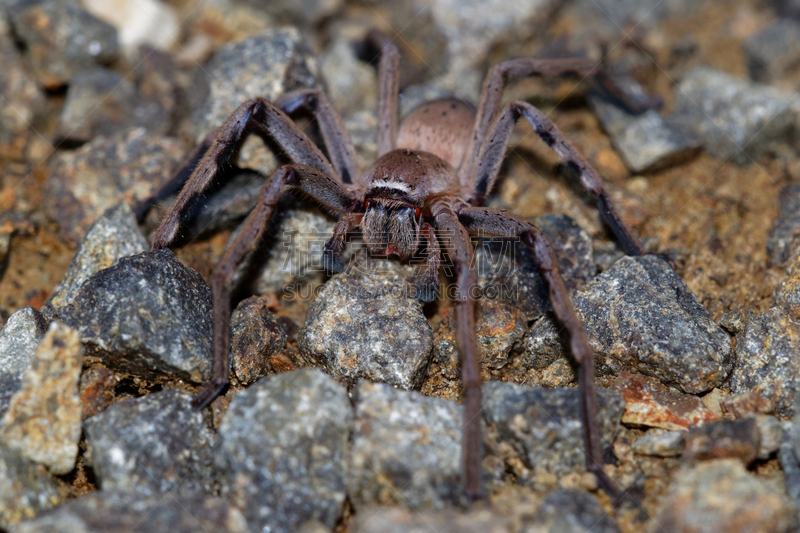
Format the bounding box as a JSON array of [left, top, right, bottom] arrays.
[[396, 98, 476, 170]]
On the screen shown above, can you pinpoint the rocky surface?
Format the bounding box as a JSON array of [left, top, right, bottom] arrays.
[[0, 442, 65, 529], [6, 0, 120, 89], [12, 490, 249, 533], [768, 184, 800, 266], [298, 257, 432, 390], [0, 322, 83, 474], [229, 295, 287, 385], [672, 67, 799, 165], [731, 307, 800, 418], [213, 369, 351, 533], [349, 381, 464, 509], [59, 250, 213, 383], [45, 128, 184, 244], [0, 28, 43, 161], [42, 202, 148, 318], [528, 256, 731, 394], [0, 307, 48, 417], [774, 248, 800, 318], [84, 388, 215, 496]]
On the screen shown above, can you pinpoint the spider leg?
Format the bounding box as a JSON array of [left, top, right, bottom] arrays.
[[323, 213, 363, 273], [415, 222, 441, 302], [193, 164, 359, 409], [366, 30, 400, 157], [469, 99, 644, 256], [456, 205, 620, 500], [275, 89, 359, 184], [431, 200, 483, 500], [461, 57, 661, 183], [151, 98, 342, 249]]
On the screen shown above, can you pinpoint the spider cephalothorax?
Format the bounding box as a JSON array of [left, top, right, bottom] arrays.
[[150, 30, 653, 501]]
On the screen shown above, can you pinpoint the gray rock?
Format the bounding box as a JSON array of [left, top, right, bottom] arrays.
[[60, 250, 213, 383], [6, 0, 119, 89], [684, 418, 760, 465], [352, 506, 508, 533], [84, 389, 216, 496], [589, 90, 701, 173], [774, 251, 800, 319], [755, 415, 785, 460], [779, 412, 800, 509], [298, 257, 432, 390], [650, 459, 797, 533], [527, 256, 731, 394], [672, 67, 799, 164], [0, 442, 64, 529], [11, 490, 248, 533], [1, 322, 83, 475], [214, 369, 351, 533], [476, 214, 595, 321], [349, 381, 464, 509], [56, 68, 171, 144], [0, 31, 43, 161], [531, 489, 620, 533], [320, 37, 377, 116], [632, 430, 685, 457], [731, 307, 800, 418], [194, 27, 322, 171], [482, 382, 624, 480], [744, 19, 800, 84], [768, 184, 800, 266], [229, 295, 287, 386], [42, 202, 148, 319], [45, 127, 184, 244], [0, 307, 48, 417]]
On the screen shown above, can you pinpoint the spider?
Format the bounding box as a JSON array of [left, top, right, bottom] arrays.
[[150, 30, 654, 501]]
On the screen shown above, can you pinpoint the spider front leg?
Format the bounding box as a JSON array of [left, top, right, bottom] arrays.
[[415, 222, 441, 302], [193, 164, 358, 409], [323, 213, 363, 274], [470, 99, 645, 256], [456, 205, 619, 500]]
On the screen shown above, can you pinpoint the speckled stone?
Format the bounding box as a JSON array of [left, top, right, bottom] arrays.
[[84, 389, 216, 496], [632, 429, 685, 457], [11, 490, 249, 533], [768, 184, 800, 266], [684, 418, 760, 465], [0, 307, 48, 417], [0, 322, 83, 475], [45, 127, 184, 244], [0, 442, 65, 529], [6, 0, 120, 89], [744, 19, 800, 84], [349, 381, 465, 509], [59, 250, 213, 383], [213, 369, 351, 533], [298, 257, 433, 390], [731, 307, 800, 418], [0, 31, 43, 161], [482, 382, 624, 481], [651, 459, 796, 533], [42, 202, 148, 319], [229, 296, 287, 386], [671, 67, 799, 165], [527, 256, 732, 394], [475, 214, 596, 321], [774, 250, 800, 319]]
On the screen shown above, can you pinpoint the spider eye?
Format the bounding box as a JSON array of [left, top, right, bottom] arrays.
[[414, 207, 421, 219], [364, 199, 372, 211]]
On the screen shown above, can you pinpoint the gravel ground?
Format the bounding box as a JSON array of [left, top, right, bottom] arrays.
[[1, 0, 800, 531]]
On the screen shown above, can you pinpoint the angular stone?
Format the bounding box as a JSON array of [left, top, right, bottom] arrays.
[[60, 250, 213, 383], [769, 184, 800, 266], [349, 381, 464, 509], [731, 307, 800, 418], [214, 369, 351, 533], [0, 322, 83, 474], [0, 443, 65, 529], [12, 491, 248, 533], [651, 459, 796, 533], [0, 307, 48, 417], [42, 202, 148, 318], [298, 258, 432, 390], [672, 67, 799, 165], [84, 389, 216, 496], [0, 31, 43, 161], [613, 372, 718, 431], [78, 366, 116, 419], [482, 382, 624, 480], [684, 418, 760, 464], [632, 429, 685, 457], [744, 19, 800, 84], [476, 214, 595, 321], [589, 90, 701, 173], [56, 68, 171, 144], [45, 128, 183, 244], [529, 256, 731, 394], [230, 296, 287, 386]]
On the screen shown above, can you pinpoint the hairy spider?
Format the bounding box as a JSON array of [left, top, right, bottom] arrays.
[[151, 31, 652, 501]]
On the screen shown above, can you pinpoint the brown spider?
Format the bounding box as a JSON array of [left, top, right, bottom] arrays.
[[151, 31, 653, 501]]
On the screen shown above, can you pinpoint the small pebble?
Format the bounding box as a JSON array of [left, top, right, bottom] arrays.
[[684, 418, 760, 465], [744, 19, 800, 84], [229, 295, 288, 386], [0, 307, 48, 417], [768, 184, 800, 266], [632, 429, 685, 457], [0, 31, 43, 161]]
